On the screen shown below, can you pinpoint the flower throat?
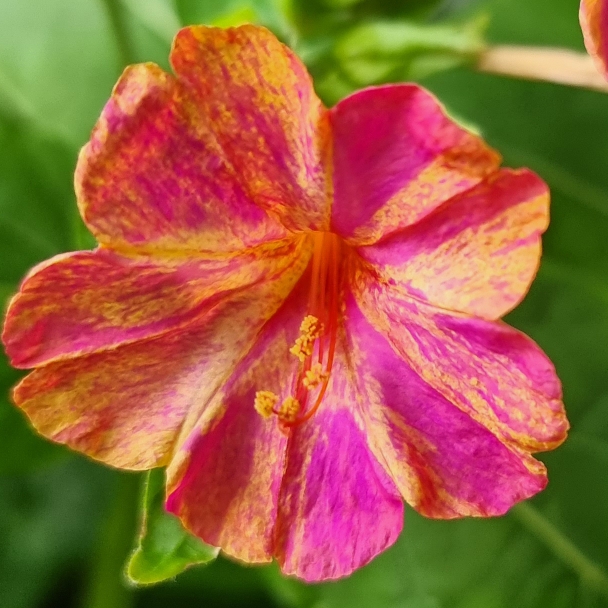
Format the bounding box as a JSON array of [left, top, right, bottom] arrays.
[[254, 232, 343, 431]]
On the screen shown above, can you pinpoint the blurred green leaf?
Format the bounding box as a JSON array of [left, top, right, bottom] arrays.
[[127, 469, 219, 585], [321, 0, 363, 8], [0, 458, 112, 608], [121, 0, 181, 46], [0, 0, 123, 144], [335, 16, 487, 85], [0, 114, 76, 283], [175, 0, 296, 41]]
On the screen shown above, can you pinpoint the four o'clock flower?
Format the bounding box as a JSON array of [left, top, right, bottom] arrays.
[[1, 24, 568, 582], [581, 0, 608, 77]]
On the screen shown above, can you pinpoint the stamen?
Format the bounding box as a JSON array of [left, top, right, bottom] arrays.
[[254, 231, 344, 428], [302, 364, 328, 390], [254, 391, 279, 418], [289, 315, 322, 362], [277, 396, 300, 423]]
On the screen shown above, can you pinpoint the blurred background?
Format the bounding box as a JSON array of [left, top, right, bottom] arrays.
[[1, 0, 608, 606]]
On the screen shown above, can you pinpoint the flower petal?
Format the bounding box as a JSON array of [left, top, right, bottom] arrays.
[[11, 257, 307, 470], [76, 61, 287, 253], [165, 276, 310, 564], [330, 84, 500, 244], [358, 169, 549, 320], [581, 0, 608, 78], [3, 239, 307, 368], [166, 271, 403, 579], [170, 25, 332, 232], [274, 357, 403, 581], [345, 291, 550, 518], [353, 269, 568, 457]]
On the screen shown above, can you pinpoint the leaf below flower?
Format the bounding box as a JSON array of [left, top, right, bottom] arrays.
[[126, 469, 219, 585]]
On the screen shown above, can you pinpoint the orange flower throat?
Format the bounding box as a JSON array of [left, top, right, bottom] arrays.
[[255, 232, 344, 430]]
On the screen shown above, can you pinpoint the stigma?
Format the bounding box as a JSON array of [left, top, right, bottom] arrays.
[[254, 231, 343, 431]]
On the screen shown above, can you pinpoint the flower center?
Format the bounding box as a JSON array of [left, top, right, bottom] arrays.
[[254, 231, 343, 431]]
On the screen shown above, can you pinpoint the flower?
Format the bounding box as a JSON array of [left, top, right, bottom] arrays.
[[581, 0, 608, 78], [1, 24, 568, 582]]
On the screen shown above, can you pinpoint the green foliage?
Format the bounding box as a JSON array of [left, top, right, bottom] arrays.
[[127, 470, 219, 585], [175, 0, 296, 41], [334, 17, 486, 88], [0, 0, 607, 607]]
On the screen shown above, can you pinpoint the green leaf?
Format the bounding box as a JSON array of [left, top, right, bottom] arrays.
[[121, 0, 181, 46], [0, 0, 123, 145], [175, 0, 296, 42], [335, 16, 487, 85], [127, 469, 219, 585]]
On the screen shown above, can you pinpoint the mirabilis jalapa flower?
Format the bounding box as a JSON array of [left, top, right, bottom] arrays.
[[581, 0, 608, 77], [2, 25, 568, 581]]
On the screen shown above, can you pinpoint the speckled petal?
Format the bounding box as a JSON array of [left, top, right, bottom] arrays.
[[581, 0, 608, 78], [165, 276, 310, 564], [170, 25, 332, 232], [353, 266, 568, 458], [330, 84, 500, 245], [3, 239, 306, 368], [11, 252, 308, 470], [358, 169, 549, 320], [76, 62, 288, 253], [345, 291, 549, 518], [274, 353, 403, 581]]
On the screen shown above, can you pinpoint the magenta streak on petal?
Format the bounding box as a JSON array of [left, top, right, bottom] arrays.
[[275, 366, 403, 581], [330, 86, 436, 235], [345, 293, 548, 517]]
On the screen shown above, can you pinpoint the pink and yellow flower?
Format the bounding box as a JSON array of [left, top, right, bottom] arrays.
[[581, 0, 608, 77], [2, 25, 568, 581]]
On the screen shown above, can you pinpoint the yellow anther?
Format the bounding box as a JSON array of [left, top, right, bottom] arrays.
[[302, 363, 329, 390], [289, 316, 322, 362], [277, 396, 301, 424], [254, 391, 279, 419], [300, 315, 321, 336]]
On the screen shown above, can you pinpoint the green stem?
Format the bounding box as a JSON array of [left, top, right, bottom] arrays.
[[81, 473, 140, 608], [512, 502, 608, 598], [100, 0, 136, 67]]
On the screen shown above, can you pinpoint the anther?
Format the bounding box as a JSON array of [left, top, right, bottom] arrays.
[[277, 396, 301, 424], [289, 315, 322, 362], [254, 391, 278, 418], [302, 363, 328, 390]]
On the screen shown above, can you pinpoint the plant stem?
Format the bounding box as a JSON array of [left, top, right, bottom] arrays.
[[512, 502, 608, 598], [81, 472, 140, 608], [100, 0, 136, 67], [477, 45, 608, 93]]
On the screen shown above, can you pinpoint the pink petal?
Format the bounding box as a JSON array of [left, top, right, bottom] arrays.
[[76, 61, 287, 253], [3, 240, 306, 368], [167, 249, 402, 579], [345, 291, 550, 517], [170, 25, 332, 233], [330, 84, 500, 244], [581, 0, 608, 78], [353, 268, 568, 458], [275, 357, 403, 581], [165, 276, 311, 564], [11, 258, 306, 470], [358, 169, 549, 320]]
